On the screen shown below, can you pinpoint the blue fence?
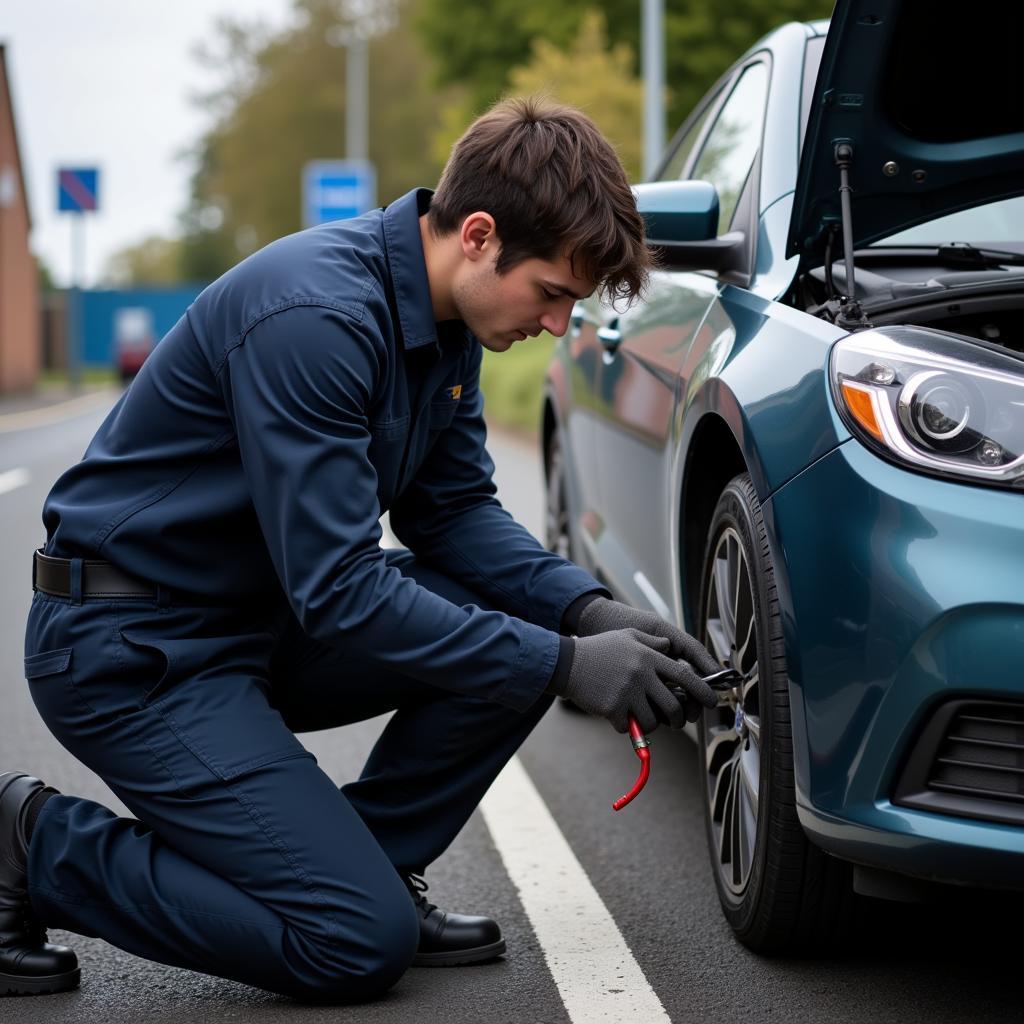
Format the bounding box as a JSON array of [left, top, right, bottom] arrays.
[[79, 286, 206, 366]]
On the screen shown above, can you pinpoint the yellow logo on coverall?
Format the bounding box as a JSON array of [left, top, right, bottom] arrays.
[[446, 385, 462, 401]]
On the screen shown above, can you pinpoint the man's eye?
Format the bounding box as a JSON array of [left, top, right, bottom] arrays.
[[542, 289, 559, 301]]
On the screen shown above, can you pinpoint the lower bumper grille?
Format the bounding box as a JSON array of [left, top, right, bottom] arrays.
[[894, 699, 1024, 827]]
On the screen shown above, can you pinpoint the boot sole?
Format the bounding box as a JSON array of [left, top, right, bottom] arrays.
[[411, 938, 506, 967], [0, 966, 81, 996]]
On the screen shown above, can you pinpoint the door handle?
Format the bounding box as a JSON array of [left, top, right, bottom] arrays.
[[597, 324, 622, 356]]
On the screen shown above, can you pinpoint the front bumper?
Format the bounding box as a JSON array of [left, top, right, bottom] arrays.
[[766, 438, 1024, 888]]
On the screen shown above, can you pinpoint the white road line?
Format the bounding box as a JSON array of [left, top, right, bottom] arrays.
[[0, 467, 30, 496], [480, 756, 672, 1024], [0, 389, 117, 434]]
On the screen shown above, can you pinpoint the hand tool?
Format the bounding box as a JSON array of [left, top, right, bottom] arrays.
[[612, 668, 744, 811]]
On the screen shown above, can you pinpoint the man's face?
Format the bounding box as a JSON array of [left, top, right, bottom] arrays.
[[451, 247, 596, 353]]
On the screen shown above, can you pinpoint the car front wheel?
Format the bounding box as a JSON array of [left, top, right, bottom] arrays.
[[698, 472, 855, 953]]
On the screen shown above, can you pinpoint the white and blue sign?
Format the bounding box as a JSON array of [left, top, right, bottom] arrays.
[[303, 160, 376, 228], [58, 167, 100, 212]]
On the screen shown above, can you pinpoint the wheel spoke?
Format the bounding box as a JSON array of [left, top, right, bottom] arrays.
[[731, 538, 743, 642], [743, 713, 761, 745], [717, 760, 738, 867], [705, 722, 739, 775], [739, 742, 760, 816], [713, 552, 735, 643], [728, 760, 742, 886], [741, 666, 759, 703], [705, 618, 732, 664], [734, 605, 756, 671], [712, 758, 733, 827], [737, 758, 758, 883]]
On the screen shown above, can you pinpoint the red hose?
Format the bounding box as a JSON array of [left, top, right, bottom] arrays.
[[612, 715, 651, 811]]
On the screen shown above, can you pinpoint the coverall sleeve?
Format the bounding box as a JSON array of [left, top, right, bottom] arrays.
[[219, 304, 559, 712], [389, 341, 609, 634]]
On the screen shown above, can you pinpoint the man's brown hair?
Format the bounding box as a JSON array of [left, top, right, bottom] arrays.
[[428, 96, 651, 304]]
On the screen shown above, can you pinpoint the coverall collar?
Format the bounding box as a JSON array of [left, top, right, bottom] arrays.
[[382, 187, 449, 351]]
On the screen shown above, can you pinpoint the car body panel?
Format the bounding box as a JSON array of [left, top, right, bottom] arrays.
[[767, 438, 1024, 882], [590, 271, 718, 613]]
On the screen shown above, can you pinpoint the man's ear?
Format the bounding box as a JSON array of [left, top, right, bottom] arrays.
[[459, 212, 498, 263]]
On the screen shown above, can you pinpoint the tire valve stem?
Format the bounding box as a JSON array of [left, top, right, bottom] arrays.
[[612, 717, 651, 811]]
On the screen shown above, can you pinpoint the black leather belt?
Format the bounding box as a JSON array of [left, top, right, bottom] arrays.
[[33, 549, 156, 599]]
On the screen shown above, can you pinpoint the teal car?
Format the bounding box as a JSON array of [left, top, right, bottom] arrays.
[[542, 0, 1024, 952]]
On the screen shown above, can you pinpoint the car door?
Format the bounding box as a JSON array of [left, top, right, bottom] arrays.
[[589, 58, 771, 616], [558, 295, 613, 567]]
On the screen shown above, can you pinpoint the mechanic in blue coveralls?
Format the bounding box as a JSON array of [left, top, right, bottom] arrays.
[[2, 98, 719, 1001]]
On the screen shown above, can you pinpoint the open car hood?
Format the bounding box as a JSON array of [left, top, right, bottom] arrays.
[[787, 0, 1024, 268]]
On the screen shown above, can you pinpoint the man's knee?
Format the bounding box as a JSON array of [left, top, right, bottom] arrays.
[[283, 884, 420, 1003]]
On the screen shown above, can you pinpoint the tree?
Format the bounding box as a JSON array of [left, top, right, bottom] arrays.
[[508, 11, 646, 182], [102, 235, 186, 287], [434, 10, 645, 180], [181, 0, 447, 281], [417, 0, 832, 146]]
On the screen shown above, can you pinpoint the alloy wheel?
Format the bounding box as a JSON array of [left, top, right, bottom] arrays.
[[702, 526, 763, 897]]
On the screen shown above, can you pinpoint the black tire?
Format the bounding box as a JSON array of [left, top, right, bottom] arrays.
[[697, 472, 856, 954], [544, 430, 574, 562]]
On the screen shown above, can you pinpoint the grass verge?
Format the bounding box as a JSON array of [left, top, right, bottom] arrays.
[[479, 334, 555, 440]]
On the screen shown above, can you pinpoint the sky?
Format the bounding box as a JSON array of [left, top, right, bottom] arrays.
[[2, 0, 298, 288]]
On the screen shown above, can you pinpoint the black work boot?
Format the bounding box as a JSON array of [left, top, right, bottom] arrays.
[[0, 773, 80, 996], [405, 874, 505, 967]]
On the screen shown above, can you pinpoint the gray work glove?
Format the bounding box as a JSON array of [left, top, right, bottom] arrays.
[[577, 597, 720, 678], [557, 628, 717, 734]]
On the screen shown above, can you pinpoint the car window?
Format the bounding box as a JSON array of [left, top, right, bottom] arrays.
[[800, 37, 826, 145], [657, 93, 719, 182], [691, 62, 769, 234], [875, 196, 1024, 246]]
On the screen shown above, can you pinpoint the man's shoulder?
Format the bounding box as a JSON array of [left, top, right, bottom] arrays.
[[192, 208, 391, 349]]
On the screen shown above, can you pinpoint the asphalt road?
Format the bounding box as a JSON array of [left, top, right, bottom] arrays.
[[2, 388, 1021, 1023]]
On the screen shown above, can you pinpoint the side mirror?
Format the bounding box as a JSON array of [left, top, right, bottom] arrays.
[[633, 180, 745, 274]]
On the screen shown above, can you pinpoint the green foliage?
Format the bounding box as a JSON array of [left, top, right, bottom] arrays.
[[418, 0, 832, 149], [181, 0, 446, 281], [35, 255, 56, 293], [432, 9, 644, 180], [479, 335, 557, 437], [509, 10, 646, 182], [102, 235, 187, 286]]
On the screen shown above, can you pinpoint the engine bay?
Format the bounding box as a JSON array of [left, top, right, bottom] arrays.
[[791, 250, 1024, 355]]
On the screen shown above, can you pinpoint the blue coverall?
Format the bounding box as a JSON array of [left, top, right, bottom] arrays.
[[22, 188, 607, 1000]]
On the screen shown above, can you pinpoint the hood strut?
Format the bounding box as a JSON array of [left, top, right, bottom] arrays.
[[828, 143, 872, 331]]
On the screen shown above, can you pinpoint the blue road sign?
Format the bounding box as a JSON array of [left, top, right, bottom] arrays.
[[303, 160, 376, 227], [58, 167, 99, 212]]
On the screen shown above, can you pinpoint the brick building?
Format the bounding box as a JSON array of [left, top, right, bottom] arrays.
[[0, 43, 39, 394]]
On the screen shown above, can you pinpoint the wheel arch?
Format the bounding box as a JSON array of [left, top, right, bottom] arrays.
[[678, 412, 748, 633]]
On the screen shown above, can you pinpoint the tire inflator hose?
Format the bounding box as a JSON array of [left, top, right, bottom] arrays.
[[612, 668, 745, 812]]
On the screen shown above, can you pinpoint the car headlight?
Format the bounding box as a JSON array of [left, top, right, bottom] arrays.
[[830, 327, 1024, 489]]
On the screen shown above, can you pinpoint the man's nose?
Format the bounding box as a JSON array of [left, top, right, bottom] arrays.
[[539, 303, 573, 338]]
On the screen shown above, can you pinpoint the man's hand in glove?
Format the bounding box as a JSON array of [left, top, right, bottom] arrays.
[[548, 628, 717, 734], [576, 596, 720, 678]]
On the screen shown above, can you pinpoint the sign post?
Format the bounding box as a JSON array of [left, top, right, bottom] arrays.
[[57, 167, 99, 391], [302, 160, 376, 228]]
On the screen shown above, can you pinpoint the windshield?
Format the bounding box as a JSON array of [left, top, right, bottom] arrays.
[[874, 196, 1024, 248]]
